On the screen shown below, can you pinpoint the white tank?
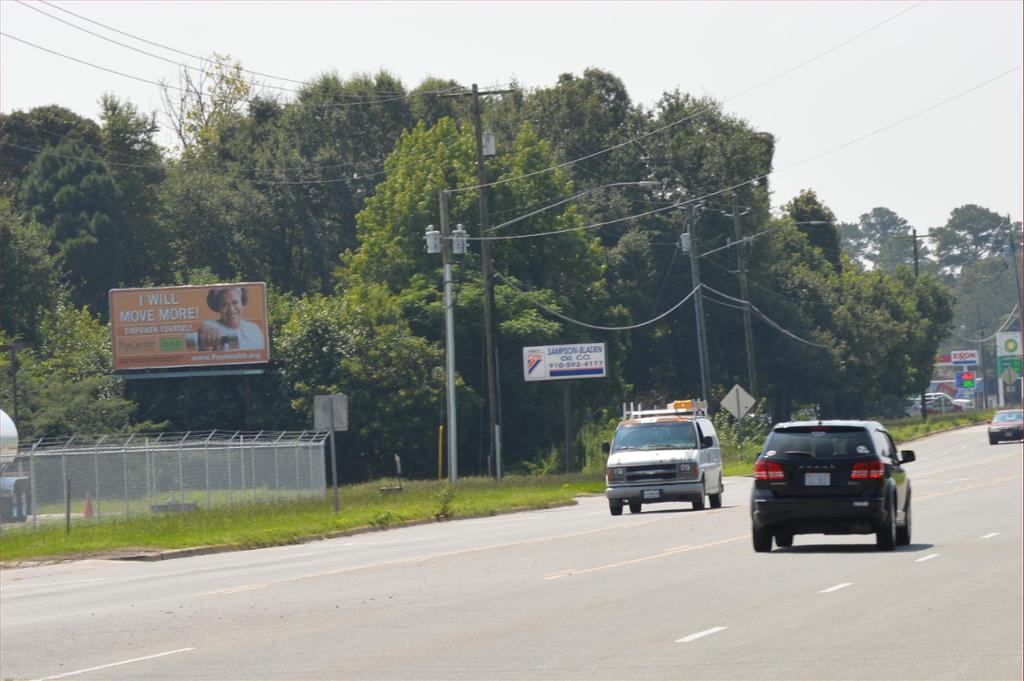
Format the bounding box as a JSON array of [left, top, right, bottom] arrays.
[[0, 409, 18, 468]]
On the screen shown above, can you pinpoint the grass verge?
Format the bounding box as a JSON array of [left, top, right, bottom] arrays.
[[0, 474, 605, 563]]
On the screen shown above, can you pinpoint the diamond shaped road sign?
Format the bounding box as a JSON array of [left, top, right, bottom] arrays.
[[722, 384, 755, 420]]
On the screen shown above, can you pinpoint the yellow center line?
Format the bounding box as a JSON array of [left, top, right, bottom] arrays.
[[202, 583, 269, 596], [544, 535, 747, 581]]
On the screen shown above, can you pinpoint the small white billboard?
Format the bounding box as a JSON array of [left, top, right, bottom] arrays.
[[523, 343, 606, 381]]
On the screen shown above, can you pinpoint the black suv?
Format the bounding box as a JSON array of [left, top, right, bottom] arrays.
[[750, 421, 914, 552]]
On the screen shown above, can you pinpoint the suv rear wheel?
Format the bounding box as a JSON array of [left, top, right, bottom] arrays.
[[775, 531, 793, 548], [709, 484, 722, 508], [876, 495, 897, 551], [628, 501, 642, 514], [609, 500, 623, 516], [752, 526, 772, 552], [896, 497, 912, 546]]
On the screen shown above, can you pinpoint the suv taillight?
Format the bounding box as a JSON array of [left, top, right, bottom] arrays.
[[754, 459, 784, 480], [850, 460, 884, 479]]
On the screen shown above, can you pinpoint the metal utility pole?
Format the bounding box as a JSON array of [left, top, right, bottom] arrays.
[[441, 83, 512, 480], [730, 201, 758, 399], [686, 205, 711, 408], [439, 190, 459, 483]]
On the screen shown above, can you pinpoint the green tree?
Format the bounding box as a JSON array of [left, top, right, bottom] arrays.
[[5, 302, 152, 438], [784, 190, 842, 271], [99, 95, 169, 285], [273, 286, 444, 479], [0, 105, 101, 203], [931, 204, 1018, 275], [0, 199, 66, 342], [840, 206, 923, 273], [18, 140, 123, 314]]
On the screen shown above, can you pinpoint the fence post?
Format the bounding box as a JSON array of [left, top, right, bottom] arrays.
[[304, 431, 315, 496], [273, 432, 285, 498], [123, 433, 135, 518], [94, 449, 101, 520], [239, 434, 246, 502], [252, 431, 263, 503], [294, 433, 301, 498], [204, 430, 215, 509], [60, 436, 73, 525], [179, 431, 189, 505], [29, 438, 40, 530], [228, 431, 238, 506]]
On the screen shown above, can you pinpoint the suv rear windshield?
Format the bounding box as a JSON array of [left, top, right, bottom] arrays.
[[763, 426, 874, 458], [612, 422, 697, 451]]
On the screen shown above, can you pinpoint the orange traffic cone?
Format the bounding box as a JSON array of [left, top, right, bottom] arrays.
[[84, 491, 94, 519]]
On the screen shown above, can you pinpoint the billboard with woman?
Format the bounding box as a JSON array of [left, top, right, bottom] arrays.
[[109, 283, 270, 370]]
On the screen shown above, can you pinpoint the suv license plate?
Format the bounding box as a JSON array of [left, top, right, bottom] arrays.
[[643, 489, 662, 500], [805, 472, 830, 486]]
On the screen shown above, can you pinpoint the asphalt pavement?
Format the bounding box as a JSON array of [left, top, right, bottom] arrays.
[[1, 424, 1021, 680]]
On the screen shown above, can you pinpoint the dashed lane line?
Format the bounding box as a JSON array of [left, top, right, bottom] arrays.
[[981, 532, 999, 539], [820, 582, 853, 593], [675, 626, 728, 643], [915, 554, 940, 563], [28, 647, 195, 680]]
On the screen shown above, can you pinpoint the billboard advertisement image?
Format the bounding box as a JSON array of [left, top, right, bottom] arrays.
[[110, 283, 270, 371]]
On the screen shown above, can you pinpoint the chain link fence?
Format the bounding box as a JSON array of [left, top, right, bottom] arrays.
[[2, 431, 329, 527]]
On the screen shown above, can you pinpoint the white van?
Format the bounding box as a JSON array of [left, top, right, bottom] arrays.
[[602, 400, 724, 515]]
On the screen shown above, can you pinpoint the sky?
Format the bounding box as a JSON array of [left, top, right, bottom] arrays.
[[1, 0, 1021, 232]]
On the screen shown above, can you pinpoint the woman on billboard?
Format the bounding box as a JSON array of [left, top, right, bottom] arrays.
[[197, 286, 266, 351]]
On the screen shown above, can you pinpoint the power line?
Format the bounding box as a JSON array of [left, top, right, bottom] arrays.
[[1, 31, 190, 92], [494, 272, 699, 332], [35, 0, 462, 97], [1, 28, 461, 113], [469, 64, 1021, 244], [950, 304, 1020, 343], [702, 283, 831, 349], [449, 0, 926, 194], [16, 0, 305, 96]]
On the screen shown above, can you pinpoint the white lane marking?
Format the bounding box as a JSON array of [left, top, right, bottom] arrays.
[[981, 532, 999, 539], [915, 554, 940, 562], [2, 578, 106, 590], [675, 626, 728, 643], [28, 647, 195, 680], [819, 582, 853, 593]]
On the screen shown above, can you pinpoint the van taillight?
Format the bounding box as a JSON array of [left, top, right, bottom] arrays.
[[754, 459, 784, 481], [850, 460, 884, 479]]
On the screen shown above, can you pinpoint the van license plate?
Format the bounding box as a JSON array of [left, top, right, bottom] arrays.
[[643, 490, 662, 500], [805, 472, 830, 486]]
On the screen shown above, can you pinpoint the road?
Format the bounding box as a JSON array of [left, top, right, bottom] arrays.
[[1, 425, 1021, 681]]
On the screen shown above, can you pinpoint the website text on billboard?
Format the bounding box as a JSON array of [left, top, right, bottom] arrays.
[[109, 283, 270, 371]]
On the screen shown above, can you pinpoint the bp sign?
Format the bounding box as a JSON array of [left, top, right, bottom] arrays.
[[997, 332, 1021, 357]]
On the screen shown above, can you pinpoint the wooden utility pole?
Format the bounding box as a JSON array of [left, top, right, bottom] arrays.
[[731, 201, 758, 399]]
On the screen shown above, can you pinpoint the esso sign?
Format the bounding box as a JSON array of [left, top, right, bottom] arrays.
[[950, 350, 979, 366]]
